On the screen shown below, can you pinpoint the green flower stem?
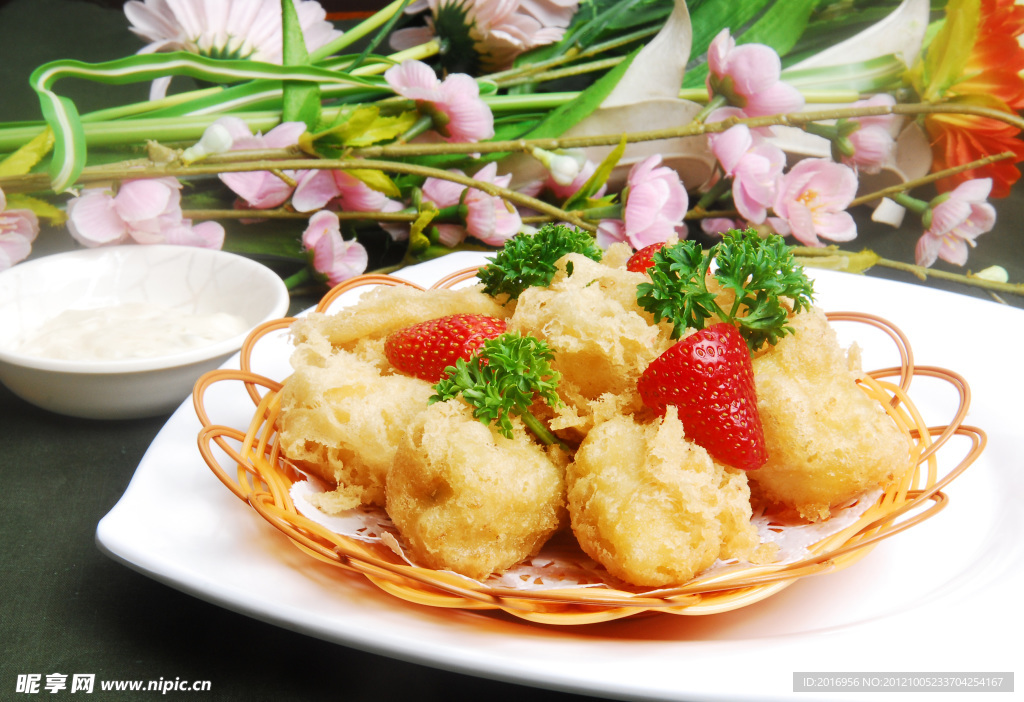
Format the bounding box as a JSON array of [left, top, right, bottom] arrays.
[[791, 246, 1024, 299], [696, 175, 731, 211], [308, 0, 409, 62], [79, 87, 226, 122], [694, 95, 727, 123], [520, 409, 571, 452], [0, 111, 284, 152], [577, 204, 621, 220], [282, 266, 315, 291], [888, 191, 929, 216], [484, 25, 658, 87], [802, 121, 841, 140], [495, 57, 626, 89]]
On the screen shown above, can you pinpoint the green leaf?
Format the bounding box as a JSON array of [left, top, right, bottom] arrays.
[[477, 224, 603, 301], [281, 0, 321, 130], [738, 0, 821, 57], [29, 52, 375, 190], [518, 47, 641, 141], [913, 0, 979, 101], [636, 230, 815, 351], [430, 332, 562, 443], [561, 134, 626, 212]]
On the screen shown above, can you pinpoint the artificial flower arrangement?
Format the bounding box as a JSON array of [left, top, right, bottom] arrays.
[[0, 0, 1022, 302]]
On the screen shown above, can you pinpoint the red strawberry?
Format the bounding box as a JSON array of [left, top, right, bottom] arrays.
[[637, 322, 766, 470], [384, 314, 507, 382], [626, 242, 666, 273]]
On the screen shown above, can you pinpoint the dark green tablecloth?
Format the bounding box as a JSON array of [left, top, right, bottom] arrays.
[[1, 2, 1021, 701]]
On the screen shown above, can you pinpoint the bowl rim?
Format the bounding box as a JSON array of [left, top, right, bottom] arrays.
[[0, 245, 290, 374]]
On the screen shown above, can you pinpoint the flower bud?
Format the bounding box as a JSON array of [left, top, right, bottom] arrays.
[[181, 123, 234, 164]]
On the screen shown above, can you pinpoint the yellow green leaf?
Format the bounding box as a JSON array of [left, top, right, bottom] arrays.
[[0, 128, 54, 177], [310, 106, 419, 149], [6, 192, 66, 225], [561, 135, 627, 211], [914, 0, 979, 102], [343, 107, 418, 147], [408, 203, 439, 255], [795, 248, 881, 274], [346, 168, 401, 197]]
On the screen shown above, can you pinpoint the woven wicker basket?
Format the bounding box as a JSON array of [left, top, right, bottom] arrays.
[[193, 269, 984, 625]]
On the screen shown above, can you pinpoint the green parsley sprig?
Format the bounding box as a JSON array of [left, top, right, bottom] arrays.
[[637, 229, 815, 351], [477, 223, 603, 301], [430, 332, 568, 449]]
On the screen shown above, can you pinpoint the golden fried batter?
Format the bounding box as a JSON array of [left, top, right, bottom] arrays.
[[278, 335, 434, 511], [290, 283, 508, 351], [566, 408, 761, 587], [749, 306, 913, 521], [386, 399, 568, 580], [508, 253, 673, 439]]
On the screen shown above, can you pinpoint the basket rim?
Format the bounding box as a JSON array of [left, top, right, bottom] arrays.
[[191, 268, 986, 624]]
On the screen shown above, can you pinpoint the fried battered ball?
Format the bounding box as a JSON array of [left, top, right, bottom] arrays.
[[508, 253, 673, 438], [278, 335, 434, 512], [290, 283, 508, 351], [386, 399, 568, 580], [566, 408, 762, 587], [749, 306, 913, 521]]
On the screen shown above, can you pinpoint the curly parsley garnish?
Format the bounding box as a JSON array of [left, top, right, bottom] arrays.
[[477, 224, 603, 301], [430, 332, 567, 448], [637, 229, 815, 351]]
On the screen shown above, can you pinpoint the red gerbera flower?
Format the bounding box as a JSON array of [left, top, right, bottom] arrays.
[[911, 0, 1024, 197]]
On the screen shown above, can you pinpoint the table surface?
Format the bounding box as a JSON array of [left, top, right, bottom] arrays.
[[2, 2, 1022, 701]]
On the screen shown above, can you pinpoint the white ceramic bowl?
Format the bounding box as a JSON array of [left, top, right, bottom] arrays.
[[0, 245, 290, 419]]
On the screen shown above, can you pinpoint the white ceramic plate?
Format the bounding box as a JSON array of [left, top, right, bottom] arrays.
[[96, 253, 1023, 702]]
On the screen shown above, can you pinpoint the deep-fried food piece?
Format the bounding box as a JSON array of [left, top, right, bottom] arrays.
[[749, 306, 913, 521], [278, 336, 434, 512], [566, 408, 761, 587], [508, 253, 673, 438], [386, 399, 568, 580], [290, 283, 508, 351]]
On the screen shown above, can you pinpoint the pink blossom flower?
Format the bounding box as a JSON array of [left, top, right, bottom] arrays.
[[519, 158, 606, 203], [596, 155, 688, 249], [292, 169, 403, 213], [126, 0, 342, 98], [706, 29, 804, 117], [384, 60, 494, 143], [210, 117, 308, 209], [421, 162, 522, 246], [66, 178, 225, 249], [0, 187, 39, 271], [302, 210, 369, 286], [841, 94, 898, 174], [390, 0, 577, 71], [773, 159, 858, 247], [292, 168, 408, 241], [709, 124, 786, 224], [163, 221, 226, 249], [915, 178, 996, 267]]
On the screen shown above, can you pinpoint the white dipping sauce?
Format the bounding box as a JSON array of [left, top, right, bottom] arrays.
[[16, 302, 249, 361]]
